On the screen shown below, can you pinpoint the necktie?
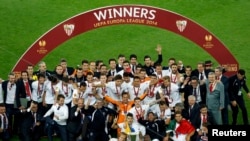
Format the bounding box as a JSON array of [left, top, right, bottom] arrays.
[[81, 113, 84, 124], [9, 84, 14, 90], [193, 88, 197, 97], [80, 110, 84, 124], [3, 114, 7, 129], [200, 73, 203, 80], [132, 65, 136, 73], [91, 109, 97, 122], [25, 81, 31, 97], [209, 83, 213, 93], [57, 106, 61, 110], [189, 106, 192, 116], [112, 71, 115, 76], [32, 112, 36, 129], [202, 115, 207, 123]]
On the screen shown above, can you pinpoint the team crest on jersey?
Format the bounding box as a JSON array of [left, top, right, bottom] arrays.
[[64, 24, 75, 36], [176, 20, 187, 32]]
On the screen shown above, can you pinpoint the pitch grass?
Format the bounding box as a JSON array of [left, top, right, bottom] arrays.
[[1, 1, 250, 139]]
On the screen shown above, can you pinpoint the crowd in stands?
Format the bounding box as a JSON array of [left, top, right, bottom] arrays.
[[0, 45, 250, 141]]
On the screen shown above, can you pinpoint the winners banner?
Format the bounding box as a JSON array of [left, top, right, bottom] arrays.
[[12, 5, 238, 77]]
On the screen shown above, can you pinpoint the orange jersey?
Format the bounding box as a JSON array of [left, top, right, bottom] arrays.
[[105, 96, 134, 124], [140, 77, 151, 83], [104, 93, 147, 124]]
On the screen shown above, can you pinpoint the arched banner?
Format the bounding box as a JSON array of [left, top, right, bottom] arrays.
[[12, 5, 238, 76]]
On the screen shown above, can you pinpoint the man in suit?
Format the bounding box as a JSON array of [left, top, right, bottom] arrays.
[[116, 54, 125, 73], [192, 104, 214, 129], [129, 54, 138, 74], [20, 101, 43, 141], [214, 66, 229, 125], [88, 98, 117, 141], [205, 72, 224, 125], [192, 104, 213, 141], [15, 70, 34, 136], [191, 62, 211, 84], [186, 95, 200, 124], [107, 58, 119, 80], [228, 69, 250, 125], [0, 103, 10, 141], [181, 76, 206, 109], [67, 98, 89, 141], [16, 71, 33, 109], [2, 72, 17, 135]]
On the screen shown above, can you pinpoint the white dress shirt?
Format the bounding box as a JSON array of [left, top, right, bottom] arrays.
[[44, 103, 68, 125]]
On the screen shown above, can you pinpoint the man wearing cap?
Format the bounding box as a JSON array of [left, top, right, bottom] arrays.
[[204, 60, 213, 72]]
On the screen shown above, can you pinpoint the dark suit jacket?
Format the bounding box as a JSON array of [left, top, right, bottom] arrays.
[[192, 112, 214, 129], [2, 80, 17, 104], [178, 67, 185, 74], [116, 65, 123, 73], [187, 103, 200, 124], [191, 69, 211, 80], [19, 109, 43, 141], [67, 106, 86, 134], [0, 114, 9, 130], [66, 67, 75, 76], [107, 69, 119, 78], [88, 106, 117, 132], [15, 79, 33, 107], [21, 110, 43, 129], [220, 75, 229, 105], [181, 84, 207, 109]]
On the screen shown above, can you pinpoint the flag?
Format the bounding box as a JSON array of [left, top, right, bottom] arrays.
[[125, 122, 131, 134]]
